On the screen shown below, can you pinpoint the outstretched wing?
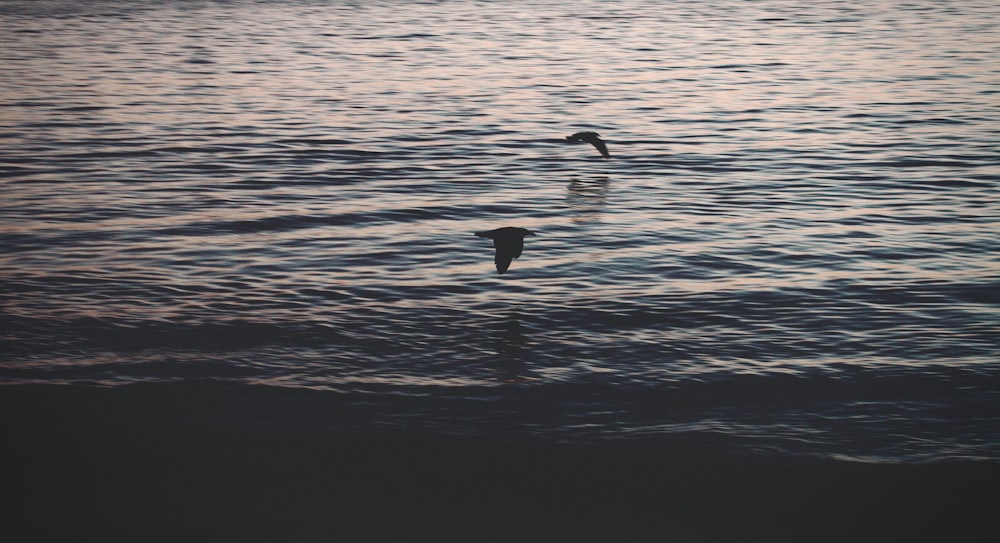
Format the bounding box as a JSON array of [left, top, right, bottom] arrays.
[[590, 139, 610, 158], [493, 236, 525, 274]]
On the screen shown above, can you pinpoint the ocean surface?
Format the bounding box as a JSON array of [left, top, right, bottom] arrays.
[[2, 0, 998, 463]]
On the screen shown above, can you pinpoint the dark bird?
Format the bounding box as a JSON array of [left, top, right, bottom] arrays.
[[566, 131, 610, 158], [474, 227, 536, 274]]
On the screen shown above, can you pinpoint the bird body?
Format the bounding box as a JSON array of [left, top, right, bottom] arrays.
[[474, 227, 535, 274], [566, 131, 610, 158]]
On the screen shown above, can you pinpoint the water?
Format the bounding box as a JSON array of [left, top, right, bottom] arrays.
[[1, 0, 998, 463]]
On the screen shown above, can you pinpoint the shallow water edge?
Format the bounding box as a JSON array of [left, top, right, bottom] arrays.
[[5, 384, 998, 542]]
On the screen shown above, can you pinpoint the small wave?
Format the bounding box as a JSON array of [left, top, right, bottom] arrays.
[[51, 105, 114, 112]]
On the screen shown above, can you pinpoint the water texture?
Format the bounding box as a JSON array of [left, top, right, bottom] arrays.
[[1, 0, 998, 462]]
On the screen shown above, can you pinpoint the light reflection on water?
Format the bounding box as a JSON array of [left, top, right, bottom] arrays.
[[1, 0, 998, 460]]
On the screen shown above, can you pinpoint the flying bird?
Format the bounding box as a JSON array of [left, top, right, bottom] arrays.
[[474, 227, 536, 274], [566, 131, 610, 158]]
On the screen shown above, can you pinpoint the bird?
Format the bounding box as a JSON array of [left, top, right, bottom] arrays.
[[474, 227, 535, 274], [566, 131, 610, 158]]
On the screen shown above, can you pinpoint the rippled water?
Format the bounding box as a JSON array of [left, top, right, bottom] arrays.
[[2, 0, 998, 462]]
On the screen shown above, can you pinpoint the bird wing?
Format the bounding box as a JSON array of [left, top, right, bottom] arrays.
[[494, 251, 514, 274], [493, 237, 525, 274], [591, 139, 610, 158]]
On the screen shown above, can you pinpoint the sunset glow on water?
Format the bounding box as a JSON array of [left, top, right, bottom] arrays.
[[1, 0, 998, 465]]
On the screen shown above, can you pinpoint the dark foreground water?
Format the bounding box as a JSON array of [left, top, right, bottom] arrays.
[[2, 0, 999, 538]]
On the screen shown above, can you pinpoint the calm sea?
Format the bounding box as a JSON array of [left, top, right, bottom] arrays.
[[1, 0, 998, 463]]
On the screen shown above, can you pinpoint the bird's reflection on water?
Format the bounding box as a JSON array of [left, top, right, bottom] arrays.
[[489, 308, 536, 383], [566, 176, 609, 223]]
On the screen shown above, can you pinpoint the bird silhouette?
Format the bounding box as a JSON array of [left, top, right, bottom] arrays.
[[566, 131, 610, 158], [474, 227, 535, 274]]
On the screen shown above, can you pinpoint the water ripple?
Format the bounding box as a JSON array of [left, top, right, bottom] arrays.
[[1, 0, 998, 461]]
